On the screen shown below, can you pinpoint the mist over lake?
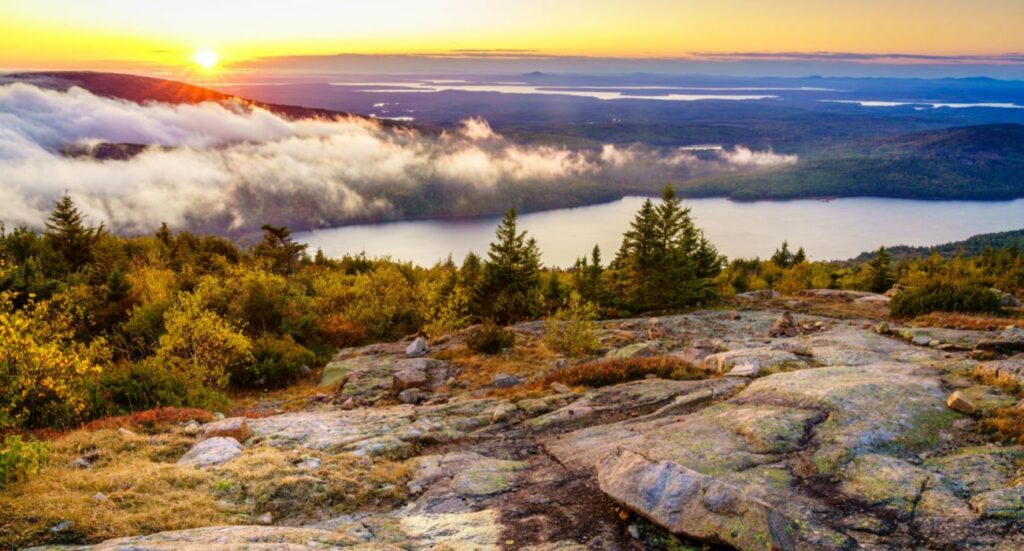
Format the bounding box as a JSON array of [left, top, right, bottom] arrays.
[[296, 196, 1024, 266]]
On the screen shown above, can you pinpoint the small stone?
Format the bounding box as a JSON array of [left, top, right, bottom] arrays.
[[405, 336, 429, 358], [116, 427, 136, 438], [874, 322, 890, 334], [627, 524, 640, 539], [769, 311, 797, 338], [202, 417, 251, 442], [946, 391, 977, 415], [340, 398, 357, 410], [728, 310, 741, 320], [256, 512, 273, 525], [550, 382, 572, 394], [491, 402, 519, 423], [92, 492, 107, 502], [182, 420, 201, 436], [727, 362, 761, 378], [51, 520, 73, 533], [493, 373, 519, 388], [296, 456, 321, 470], [212, 412, 226, 421], [398, 388, 426, 404], [300, 364, 313, 375], [646, 318, 665, 340]]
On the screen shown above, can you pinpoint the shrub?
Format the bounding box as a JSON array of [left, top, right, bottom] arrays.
[[232, 334, 316, 388], [315, 313, 366, 348], [0, 292, 106, 429], [544, 292, 600, 357], [541, 356, 703, 388], [88, 359, 228, 417], [155, 292, 252, 388], [890, 282, 1002, 319], [78, 406, 215, 432], [467, 321, 516, 355], [0, 435, 49, 489]]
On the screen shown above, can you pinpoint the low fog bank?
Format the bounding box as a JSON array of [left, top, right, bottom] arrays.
[[0, 82, 797, 235]]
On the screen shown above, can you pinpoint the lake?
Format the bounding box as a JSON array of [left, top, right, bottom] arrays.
[[295, 197, 1024, 267]]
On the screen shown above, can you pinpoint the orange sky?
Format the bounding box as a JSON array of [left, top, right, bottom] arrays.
[[2, 0, 1022, 71]]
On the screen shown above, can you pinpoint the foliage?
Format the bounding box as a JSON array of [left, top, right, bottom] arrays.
[[89, 359, 228, 417], [236, 334, 316, 388], [544, 292, 600, 357], [866, 246, 896, 293], [155, 292, 253, 389], [610, 185, 721, 312], [0, 292, 107, 429], [0, 435, 49, 489], [345, 264, 419, 340], [467, 321, 516, 355], [474, 208, 543, 324], [890, 282, 1003, 318]]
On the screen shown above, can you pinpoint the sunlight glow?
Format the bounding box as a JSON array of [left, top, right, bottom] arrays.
[[192, 48, 219, 70]]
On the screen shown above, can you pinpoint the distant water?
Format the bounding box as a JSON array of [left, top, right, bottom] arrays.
[[295, 197, 1024, 267]]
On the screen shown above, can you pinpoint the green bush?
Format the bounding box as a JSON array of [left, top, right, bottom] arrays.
[[89, 359, 228, 417], [0, 434, 49, 489], [467, 321, 516, 355], [890, 283, 1003, 318], [232, 334, 316, 388], [544, 292, 600, 358]]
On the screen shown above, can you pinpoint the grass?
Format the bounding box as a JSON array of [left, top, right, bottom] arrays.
[[0, 428, 227, 548], [76, 407, 214, 433], [0, 407, 413, 548], [971, 364, 1024, 445], [436, 335, 559, 392], [538, 356, 705, 389], [912, 312, 1023, 331]]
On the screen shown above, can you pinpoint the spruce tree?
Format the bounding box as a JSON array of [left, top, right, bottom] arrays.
[[45, 193, 100, 272], [474, 209, 542, 323], [771, 241, 792, 268], [868, 246, 896, 293], [254, 224, 307, 274], [792, 247, 807, 265]]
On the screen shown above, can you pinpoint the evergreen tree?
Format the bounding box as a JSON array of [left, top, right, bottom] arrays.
[[460, 251, 483, 290], [792, 247, 807, 265], [868, 246, 896, 293], [543, 270, 564, 312], [771, 241, 792, 268], [44, 193, 101, 272], [254, 224, 307, 274], [614, 185, 718, 311], [474, 209, 542, 324]]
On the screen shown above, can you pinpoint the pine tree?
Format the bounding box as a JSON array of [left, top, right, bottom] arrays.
[[474, 209, 542, 324], [254, 224, 308, 274], [44, 193, 100, 272], [868, 246, 896, 293], [543, 270, 564, 312], [460, 251, 483, 290]]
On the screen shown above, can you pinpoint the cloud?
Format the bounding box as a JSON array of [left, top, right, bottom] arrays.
[[0, 83, 796, 234]]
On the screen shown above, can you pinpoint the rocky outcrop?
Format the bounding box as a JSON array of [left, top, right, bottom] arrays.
[[201, 417, 251, 442]]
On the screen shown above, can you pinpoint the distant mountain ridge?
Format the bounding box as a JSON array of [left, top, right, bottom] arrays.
[[851, 227, 1024, 262], [683, 123, 1024, 201], [1, 71, 408, 125]]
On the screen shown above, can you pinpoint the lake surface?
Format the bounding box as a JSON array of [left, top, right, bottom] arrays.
[[296, 197, 1024, 267]]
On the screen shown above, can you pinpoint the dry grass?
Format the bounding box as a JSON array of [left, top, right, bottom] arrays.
[[212, 446, 411, 521], [228, 376, 326, 417], [912, 312, 1024, 331], [437, 336, 559, 392], [538, 356, 705, 389], [980, 407, 1024, 445], [0, 428, 228, 548]]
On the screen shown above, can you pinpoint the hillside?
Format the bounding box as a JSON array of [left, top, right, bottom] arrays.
[[682, 124, 1024, 201], [1, 71, 408, 124], [851, 227, 1024, 261]]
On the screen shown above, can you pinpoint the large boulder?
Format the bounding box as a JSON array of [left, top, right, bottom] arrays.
[[405, 336, 428, 358], [597, 448, 796, 551]]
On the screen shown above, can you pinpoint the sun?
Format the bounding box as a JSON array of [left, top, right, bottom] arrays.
[[192, 48, 219, 70]]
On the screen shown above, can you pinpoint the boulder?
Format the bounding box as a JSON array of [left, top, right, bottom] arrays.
[[392, 366, 428, 394], [702, 347, 799, 374], [492, 373, 519, 388], [596, 448, 796, 551], [946, 391, 977, 415], [201, 417, 251, 442], [726, 363, 760, 378], [646, 318, 665, 340], [406, 336, 429, 358], [992, 289, 1022, 308], [605, 341, 660, 360], [177, 437, 243, 468], [399, 388, 427, 404], [769, 311, 797, 338]]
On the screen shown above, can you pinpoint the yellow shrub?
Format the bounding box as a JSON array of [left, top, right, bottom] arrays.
[[0, 292, 106, 429], [156, 292, 252, 389]]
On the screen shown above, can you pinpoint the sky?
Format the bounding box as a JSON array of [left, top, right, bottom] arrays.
[[2, 0, 1024, 76]]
